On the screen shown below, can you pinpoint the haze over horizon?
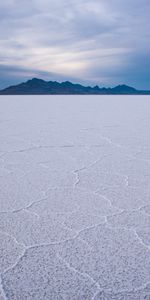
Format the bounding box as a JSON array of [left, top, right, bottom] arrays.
[[0, 0, 150, 90]]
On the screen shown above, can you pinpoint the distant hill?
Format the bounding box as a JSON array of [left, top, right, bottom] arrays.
[[0, 78, 150, 95]]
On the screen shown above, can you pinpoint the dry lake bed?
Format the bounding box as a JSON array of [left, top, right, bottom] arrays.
[[0, 95, 150, 299]]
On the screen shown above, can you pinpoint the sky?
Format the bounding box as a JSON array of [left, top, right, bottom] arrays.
[[0, 0, 150, 89]]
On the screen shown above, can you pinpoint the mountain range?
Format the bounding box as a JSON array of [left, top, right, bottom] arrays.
[[0, 78, 150, 95]]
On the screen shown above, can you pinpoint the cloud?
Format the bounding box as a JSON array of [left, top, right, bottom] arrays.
[[0, 0, 149, 89]]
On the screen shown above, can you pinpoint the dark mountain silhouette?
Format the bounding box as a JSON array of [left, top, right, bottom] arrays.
[[0, 78, 150, 95]]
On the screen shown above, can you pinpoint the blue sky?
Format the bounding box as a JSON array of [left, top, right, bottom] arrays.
[[0, 0, 150, 89]]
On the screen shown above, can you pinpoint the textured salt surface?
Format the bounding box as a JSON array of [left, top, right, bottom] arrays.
[[0, 95, 150, 299]]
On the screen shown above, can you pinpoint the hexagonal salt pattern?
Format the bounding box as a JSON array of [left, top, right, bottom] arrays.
[[0, 95, 150, 299]]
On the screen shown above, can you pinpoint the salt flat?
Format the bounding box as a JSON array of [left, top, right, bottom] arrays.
[[0, 95, 150, 300]]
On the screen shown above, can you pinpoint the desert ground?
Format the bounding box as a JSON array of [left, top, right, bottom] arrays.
[[0, 95, 150, 299]]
